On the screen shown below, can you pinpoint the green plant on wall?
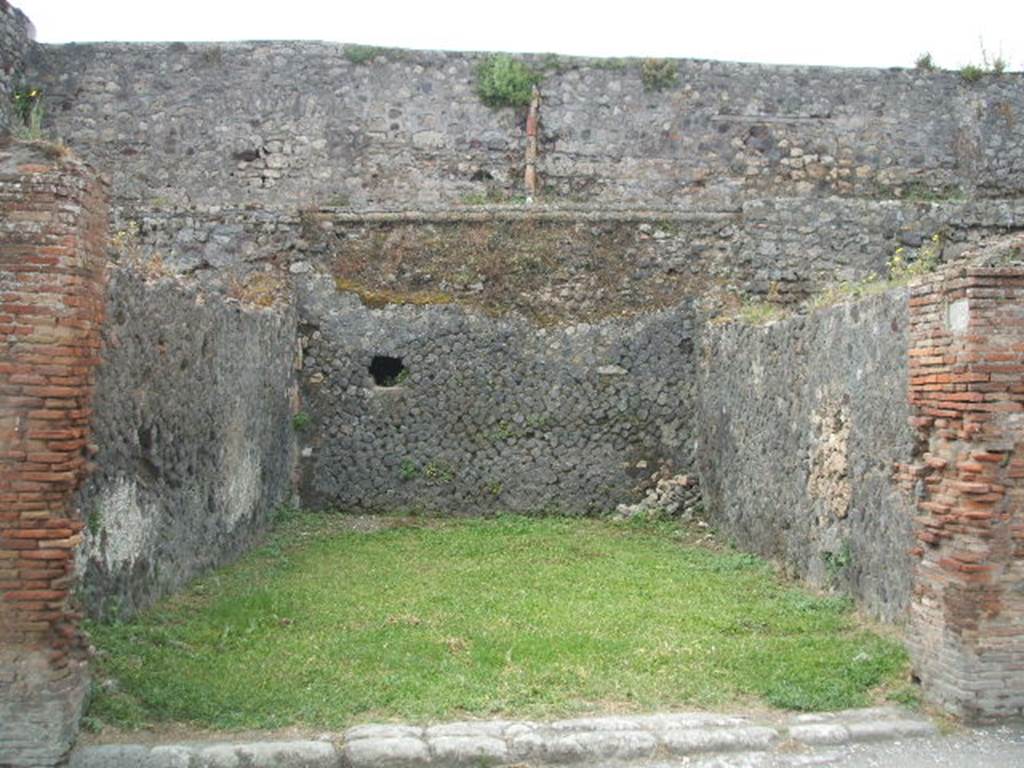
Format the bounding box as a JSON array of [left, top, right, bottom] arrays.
[[888, 233, 943, 281], [344, 44, 387, 65], [914, 52, 935, 71], [641, 58, 677, 92], [423, 461, 455, 484], [476, 54, 539, 108], [12, 87, 43, 139], [87, 509, 103, 537], [823, 540, 853, 587]]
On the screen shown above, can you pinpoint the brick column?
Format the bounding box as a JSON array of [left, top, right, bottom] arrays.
[[904, 261, 1024, 720], [0, 142, 108, 766]]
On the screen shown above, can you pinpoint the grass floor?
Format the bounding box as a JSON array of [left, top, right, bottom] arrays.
[[86, 514, 913, 732]]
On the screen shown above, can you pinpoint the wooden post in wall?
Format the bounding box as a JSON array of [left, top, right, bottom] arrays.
[[524, 85, 540, 200]]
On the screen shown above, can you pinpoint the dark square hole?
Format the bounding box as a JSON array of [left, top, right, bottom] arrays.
[[369, 355, 406, 387]]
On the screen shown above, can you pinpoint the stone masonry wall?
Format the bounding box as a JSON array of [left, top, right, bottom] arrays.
[[21, 43, 1024, 209], [297, 274, 696, 515], [696, 291, 916, 620], [899, 249, 1024, 719], [0, 142, 107, 767], [102, 198, 1024, 322], [0, 1, 32, 136], [73, 269, 298, 620]]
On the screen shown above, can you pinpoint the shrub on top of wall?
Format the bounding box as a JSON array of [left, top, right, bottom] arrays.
[[641, 58, 678, 92], [476, 54, 539, 108]]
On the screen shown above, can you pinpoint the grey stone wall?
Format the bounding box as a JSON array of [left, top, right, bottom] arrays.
[[0, 1, 33, 135], [74, 269, 298, 620], [696, 291, 916, 620], [296, 274, 696, 515], [23, 42, 1024, 210], [108, 199, 1024, 319]]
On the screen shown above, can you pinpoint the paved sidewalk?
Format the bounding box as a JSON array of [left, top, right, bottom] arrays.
[[70, 706, 957, 767]]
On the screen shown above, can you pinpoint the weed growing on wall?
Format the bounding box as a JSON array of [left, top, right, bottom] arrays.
[[476, 54, 539, 108], [11, 87, 43, 139], [889, 233, 943, 281], [960, 64, 985, 83], [914, 52, 935, 71], [960, 41, 1010, 82], [344, 45, 387, 64], [641, 58, 678, 92], [824, 541, 853, 587]]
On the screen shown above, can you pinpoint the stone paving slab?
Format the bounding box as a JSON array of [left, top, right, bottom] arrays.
[[69, 707, 938, 768]]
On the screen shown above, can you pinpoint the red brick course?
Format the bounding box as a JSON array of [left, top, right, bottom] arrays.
[[899, 263, 1024, 719]]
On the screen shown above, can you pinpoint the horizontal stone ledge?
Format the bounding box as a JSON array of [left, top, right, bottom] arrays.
[[69, 740, 339, 768], [70, 708, 938, 768]]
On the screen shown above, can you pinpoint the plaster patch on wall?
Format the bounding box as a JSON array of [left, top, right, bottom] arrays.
[[88, 478, 153, 572], [808, 400, 851, 521], [947, 298, 970, 334], [222, 424, 262, 527]]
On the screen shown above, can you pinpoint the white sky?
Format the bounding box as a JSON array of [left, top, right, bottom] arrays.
[[12, 0, 1023, 70]]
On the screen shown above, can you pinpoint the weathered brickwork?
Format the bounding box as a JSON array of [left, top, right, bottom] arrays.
[[901, 254, 1024, 719], [0, 141, 107, 766]]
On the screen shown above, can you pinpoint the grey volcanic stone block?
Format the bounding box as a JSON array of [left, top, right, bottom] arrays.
[[71, 741, 338, 768], [345, 736, 431, 767], [661, 726, 779, 755], [428, 735, 509, 765]]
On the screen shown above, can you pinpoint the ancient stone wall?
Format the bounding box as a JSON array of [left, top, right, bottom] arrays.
[[0, 142, 106, 768], [696, 291, 917, 620], [0, 1, 32, 136], [98, 199, 1024, 319], [899, 247, 1024, 719], [4, 2, 1024, 734], [297, 273, 695, 515], [73, 269, 298, 620], [21, 44, 1024, 209]]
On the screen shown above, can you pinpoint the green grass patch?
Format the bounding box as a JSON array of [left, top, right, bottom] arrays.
[[86, 515, 909, 731]]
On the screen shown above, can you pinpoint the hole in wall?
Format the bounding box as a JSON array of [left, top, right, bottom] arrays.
[[137, 425, 154, 452], [470, 169, 493, 181], [369, 355, 406, 387]]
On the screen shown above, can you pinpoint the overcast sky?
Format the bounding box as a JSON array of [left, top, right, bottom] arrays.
[[12, 0, 1023, 70]]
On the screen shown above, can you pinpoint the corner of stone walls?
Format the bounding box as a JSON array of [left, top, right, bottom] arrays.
[[695, 289, 916, 621], [73, 268, 299, 621]]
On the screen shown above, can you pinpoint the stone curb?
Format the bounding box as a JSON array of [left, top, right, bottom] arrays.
[[69, 707, 937, 768]]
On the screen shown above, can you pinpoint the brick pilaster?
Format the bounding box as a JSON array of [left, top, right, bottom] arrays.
[[902, 260, 1024, 719], [0, 141, 108, 766]]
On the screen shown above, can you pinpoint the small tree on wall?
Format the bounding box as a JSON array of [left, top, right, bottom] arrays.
[[476, 54, 539, 108]]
